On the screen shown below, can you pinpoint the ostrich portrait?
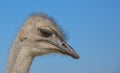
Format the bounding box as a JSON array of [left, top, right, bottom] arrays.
[[6, 14, 79, 73]]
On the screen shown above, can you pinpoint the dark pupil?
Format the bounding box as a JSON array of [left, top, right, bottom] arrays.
[[38, 28, 52, 37]]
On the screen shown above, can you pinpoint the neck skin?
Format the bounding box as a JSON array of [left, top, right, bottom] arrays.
[[12, 48, 34, 73], [6, 40, 35, 73]]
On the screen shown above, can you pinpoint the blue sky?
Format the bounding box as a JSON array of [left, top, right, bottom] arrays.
[[0, 0, 120, 73]]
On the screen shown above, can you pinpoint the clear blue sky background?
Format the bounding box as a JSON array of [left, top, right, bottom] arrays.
[[0, 0, 120, 73]]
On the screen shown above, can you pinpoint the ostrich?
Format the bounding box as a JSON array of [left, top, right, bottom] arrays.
[[6, 14, 79, 73]]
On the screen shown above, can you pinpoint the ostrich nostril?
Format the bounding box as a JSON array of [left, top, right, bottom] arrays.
[[62, 43, 68, 48]]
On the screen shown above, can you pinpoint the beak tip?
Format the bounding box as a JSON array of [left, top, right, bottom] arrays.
[[73, 55, 80, 59], [70, 53, 80, 59], [75, 56, 80, 59]]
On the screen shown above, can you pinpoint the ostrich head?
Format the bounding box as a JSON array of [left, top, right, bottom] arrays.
[[17, 14, 79, 59]]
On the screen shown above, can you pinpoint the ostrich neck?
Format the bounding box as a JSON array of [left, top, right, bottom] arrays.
[[12, 48, 34, 73], [6, 40, 35, 73]]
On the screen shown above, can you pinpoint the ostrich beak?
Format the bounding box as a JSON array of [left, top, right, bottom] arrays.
[[36, 39, 80, 59], [56, 41, 80, 59]]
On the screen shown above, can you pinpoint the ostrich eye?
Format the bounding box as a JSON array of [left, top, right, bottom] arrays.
[[38, 28, 53, 37]]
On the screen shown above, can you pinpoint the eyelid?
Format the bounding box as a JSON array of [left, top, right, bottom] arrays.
[[37, 28, 53, 37]]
